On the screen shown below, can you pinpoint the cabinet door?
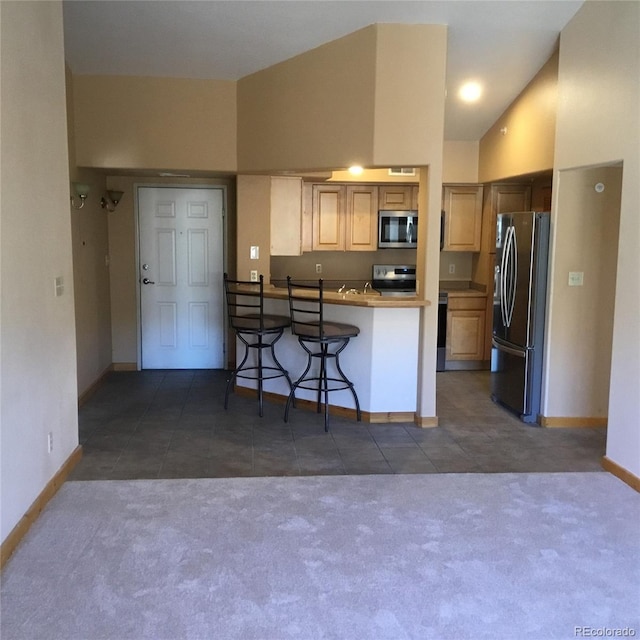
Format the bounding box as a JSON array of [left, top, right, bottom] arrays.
[[442, 185, 483, 251], [346, 185, 378, 251], [270, 176, 302, 256], [379, 185, 414, 210], [312, 184, 345, 251], [483, 184, 532, 253], [447, 309, 485, 360]]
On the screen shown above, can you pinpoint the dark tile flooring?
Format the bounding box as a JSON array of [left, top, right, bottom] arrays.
[[69, 369, 607, 480]]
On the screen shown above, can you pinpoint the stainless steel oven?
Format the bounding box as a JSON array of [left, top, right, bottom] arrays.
[[378, 210, 418, 249], [372, 264, 417, 296]]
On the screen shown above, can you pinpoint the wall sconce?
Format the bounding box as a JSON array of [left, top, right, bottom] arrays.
[[100, 190, 124, 212], [70, 182, 90, 209]]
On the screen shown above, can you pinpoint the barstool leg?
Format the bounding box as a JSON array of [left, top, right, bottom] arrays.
[[285, 339, 313, 422], [323, 344, 330, 432], [270, 332, 294, 405], [257, 334, 264, 417], [334, 339, 362, 422], [225, 335, 250, 409], [317, 345, 326, 415]]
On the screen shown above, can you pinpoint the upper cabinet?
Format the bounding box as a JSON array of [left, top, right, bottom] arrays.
[[346, 185, 379, 251], [481, 183, 532, 253], [311, 183, 379, 251], [270, 176, 303, 256], [379, 185, 418, 211], [312, 184, 345, 251], [442, 185, 484, 252]]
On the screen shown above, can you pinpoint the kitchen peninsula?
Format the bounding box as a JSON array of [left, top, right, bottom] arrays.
[[233, 287, 429, 423]]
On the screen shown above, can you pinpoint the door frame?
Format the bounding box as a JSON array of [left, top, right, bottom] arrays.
[[134, 183, 228, 370]]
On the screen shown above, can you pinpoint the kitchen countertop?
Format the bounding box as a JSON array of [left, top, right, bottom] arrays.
[[264, 286, 429, 308], [442, 289, 488, 298]]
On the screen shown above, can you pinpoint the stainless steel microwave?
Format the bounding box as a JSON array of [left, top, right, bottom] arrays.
[[378, 210, 418, 249]]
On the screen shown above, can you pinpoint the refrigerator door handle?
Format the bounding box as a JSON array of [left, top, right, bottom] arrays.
[[499, 228, 509, 327], [501, 226, 514, 328], [492, 337, 526, 358], [507, 226, 518, 327]]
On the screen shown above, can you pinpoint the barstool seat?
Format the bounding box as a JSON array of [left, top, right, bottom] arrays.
[[284, 276, 361, 431], [223, 273, 293, 416]]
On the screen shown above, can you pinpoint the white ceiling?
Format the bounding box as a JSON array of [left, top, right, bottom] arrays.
[[62, 0, 583, 141]]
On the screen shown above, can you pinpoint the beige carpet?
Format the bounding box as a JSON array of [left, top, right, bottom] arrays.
[[2, 472, 639, 639]]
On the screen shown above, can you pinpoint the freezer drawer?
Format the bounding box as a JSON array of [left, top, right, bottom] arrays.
[[491, 339, 538, 423]]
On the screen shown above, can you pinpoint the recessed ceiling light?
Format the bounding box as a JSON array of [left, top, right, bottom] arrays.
[[458, 82, 482, 103], [348, 165, 364, 176]]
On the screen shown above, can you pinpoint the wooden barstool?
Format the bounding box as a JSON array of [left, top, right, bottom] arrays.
[[284, 276, 361, 431], [223, 273, 293, 416]]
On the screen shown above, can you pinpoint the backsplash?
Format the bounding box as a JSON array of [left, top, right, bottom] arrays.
[[270, 249, 417, 282], [439, 251, 473, 281], [271, 249, 474, 285]]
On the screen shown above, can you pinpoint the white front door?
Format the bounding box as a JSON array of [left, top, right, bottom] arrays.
[[138, 186, 225, 369]]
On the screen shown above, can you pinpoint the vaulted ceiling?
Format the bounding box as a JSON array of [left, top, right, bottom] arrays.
[[63, 1, 583, 141]]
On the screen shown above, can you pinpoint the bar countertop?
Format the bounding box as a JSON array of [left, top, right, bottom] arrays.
[[263, 286, 429, 308]]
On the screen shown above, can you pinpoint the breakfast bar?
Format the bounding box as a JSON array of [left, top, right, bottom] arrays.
[[233, 286, 429, 422]]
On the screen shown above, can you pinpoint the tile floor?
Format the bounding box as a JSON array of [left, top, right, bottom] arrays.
[[69, 369, 607, 480]]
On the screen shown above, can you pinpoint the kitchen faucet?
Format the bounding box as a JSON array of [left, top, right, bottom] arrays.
[[363, 281, 371, 293]]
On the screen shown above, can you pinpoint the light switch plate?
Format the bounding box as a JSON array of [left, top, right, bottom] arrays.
[[250, 246, 259, 260], [568, 271, 584, 287]]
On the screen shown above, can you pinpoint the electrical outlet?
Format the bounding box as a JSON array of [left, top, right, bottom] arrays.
[[250, 270, 258, 282], [250, 246, 259, 260], [47, 432, 53, 453], [315, 264, 322, 274], [448, 263, 455, 275]]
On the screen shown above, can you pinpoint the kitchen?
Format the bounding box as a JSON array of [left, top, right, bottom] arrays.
[[220, 164, 554, 425]]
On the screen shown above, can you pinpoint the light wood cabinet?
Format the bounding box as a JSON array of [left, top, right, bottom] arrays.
[[482, 183, 532, 254], [442, 185, 484, 252], [270, 176, 303, 256], [346, 185, 378, 251], [379, 185, 417, 211], [311, 183, 379, 251], [446, 295, 487, 363], [312, 184, 345, 251]]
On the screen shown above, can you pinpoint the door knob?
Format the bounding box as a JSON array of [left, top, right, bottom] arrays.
[[142, 277, 155, 285]]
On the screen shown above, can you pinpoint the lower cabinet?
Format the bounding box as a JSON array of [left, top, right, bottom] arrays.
[[446, 295, 487, 367]]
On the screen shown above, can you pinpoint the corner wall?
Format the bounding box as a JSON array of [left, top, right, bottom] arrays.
[[66, 67, 113, 396], [1, 2, 79, 542], [550, 0, 640, 476]]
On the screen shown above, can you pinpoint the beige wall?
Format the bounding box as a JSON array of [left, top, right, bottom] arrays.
[[66, 68, 113, 396], [549, 1, 639, 476], [237, 24, 447, 173], [237, 26, 377, 173], [442, 141, 479, 184], [73, 75, 237, 172], [236, 176, 272, 281], [1, 1, 79, 541], [545, 165, 621, 417], [479, 50, 558, 183], [372, 24, 448, 167]]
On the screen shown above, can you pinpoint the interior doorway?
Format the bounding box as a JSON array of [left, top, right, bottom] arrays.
[[137, 186, 226, 369]]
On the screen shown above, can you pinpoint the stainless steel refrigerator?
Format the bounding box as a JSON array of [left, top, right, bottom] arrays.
[[491, 211, 550, 424]]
